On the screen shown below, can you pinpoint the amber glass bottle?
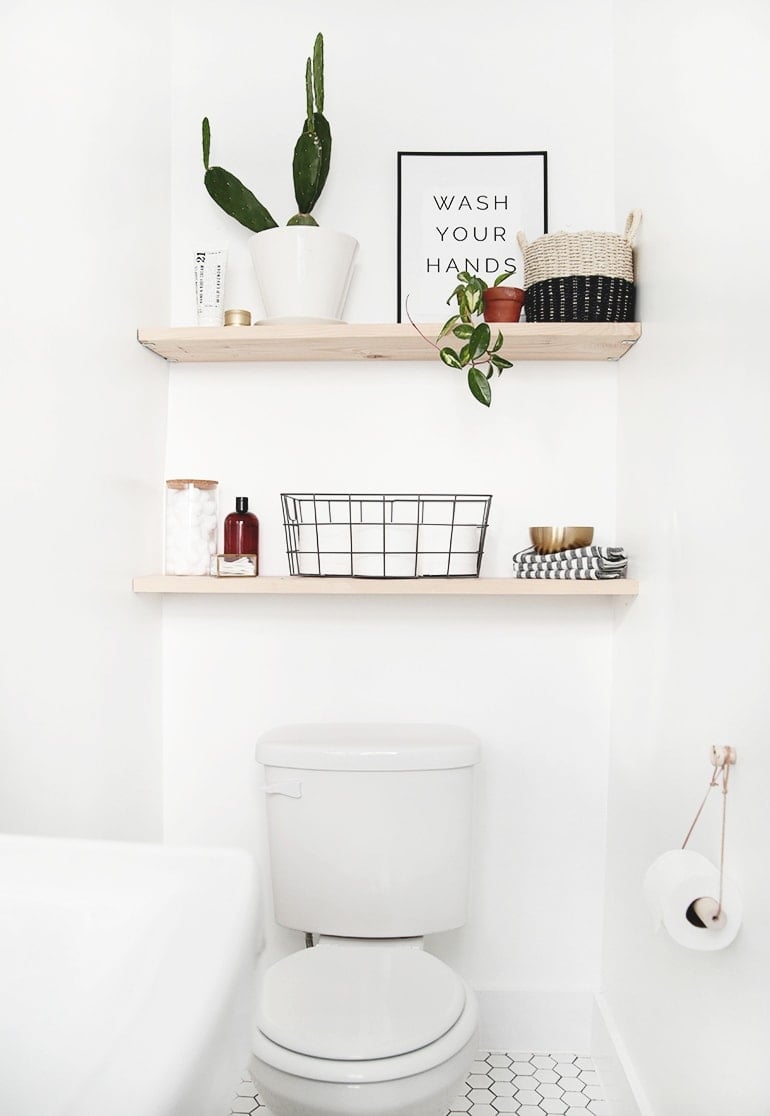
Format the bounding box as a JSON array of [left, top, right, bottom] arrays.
[[224, 497, 259, 569]]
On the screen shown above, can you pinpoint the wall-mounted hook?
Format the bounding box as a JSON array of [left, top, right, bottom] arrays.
[[711, 746, 736, 767]]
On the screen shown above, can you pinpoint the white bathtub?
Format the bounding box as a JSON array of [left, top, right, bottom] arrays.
[[0, 834, 258, 1116]]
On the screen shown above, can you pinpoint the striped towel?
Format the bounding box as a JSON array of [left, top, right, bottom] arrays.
[[512, 545, 627, 580]]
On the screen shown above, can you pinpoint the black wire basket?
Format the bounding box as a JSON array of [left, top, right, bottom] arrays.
[[281, 493, 492, 578]]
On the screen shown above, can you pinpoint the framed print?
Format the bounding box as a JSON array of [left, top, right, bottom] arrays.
[[397, 151, 548, 321]]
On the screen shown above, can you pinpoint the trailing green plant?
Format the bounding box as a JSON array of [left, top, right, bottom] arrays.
[[409, 271, 515, 407], [201, 33, 330, 232]]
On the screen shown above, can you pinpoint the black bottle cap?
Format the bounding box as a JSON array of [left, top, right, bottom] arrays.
[[235, 496, 249, 513]]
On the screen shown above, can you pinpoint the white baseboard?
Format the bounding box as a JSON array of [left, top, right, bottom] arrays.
[[592, 993, 656, 1116], [474, 988, 594, 1052]]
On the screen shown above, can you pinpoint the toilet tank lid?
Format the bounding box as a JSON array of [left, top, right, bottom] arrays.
[[255, 723, 480, 771]]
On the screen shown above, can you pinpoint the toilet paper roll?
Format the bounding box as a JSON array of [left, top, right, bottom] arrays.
[[643, 849, 742, 951]]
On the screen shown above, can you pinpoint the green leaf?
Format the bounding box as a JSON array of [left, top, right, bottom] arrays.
[[458, 343, 471, 365], [313, 33, 324, 113], [204, 166, 278, 232], [305, 58, 314, 128], [439, 346, 463, 370], [469, 322, 491, 361], [437, 314, 460, 341], [490, 353, 513, 370], [308, 112, 332, 202], [202, 117, 211, 170], [453, 323, 473, 340], [468, 366, 492, 406], [465, 286, 483, 316], [293, 129, 322, 214], [457, 271, 472, 283], [493, 269, 516, 286], [446, 284, 464, 306], [491, 330, 504, 353]]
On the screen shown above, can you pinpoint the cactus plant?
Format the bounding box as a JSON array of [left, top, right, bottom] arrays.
[[202, 33, 331, 232]]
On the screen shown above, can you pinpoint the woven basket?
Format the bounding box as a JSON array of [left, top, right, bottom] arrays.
[[517, 210, 641, 322]]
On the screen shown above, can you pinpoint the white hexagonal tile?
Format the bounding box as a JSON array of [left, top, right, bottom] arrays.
[[578, 1071, 599, 1087], [469, 1105, 498, 1116], [490, 1081, 516, 1097], [515, 1090, 542, 1106], [472, 1061, 493, 1075], [582, 1085, 603, 1100], [468, 1075, 494, 1089], [535, 1070, 560, 1084], [586, 1103, 608, 1115], [537, 1083, 564, 1098], [575, 1058, 593, 1072], [487, 1054, 512, 1068], [531, 1055, 556, 1069], [513, 1076, 539, 1090], [489, 1068, 514, 1081], [236, 1080, 258, 1098], [517, 1108, 545, 1116], [511, 1062, 534, 1075], [468, 1089, 495, 1105], [550, 1053, 576, 1063], [554, 1062, 581, 1078], [490, 1097, 519, 1113], [561, 1092, 588, 1108], [230, 1099, 257, 1114], [540, 1100, 567, 1115]]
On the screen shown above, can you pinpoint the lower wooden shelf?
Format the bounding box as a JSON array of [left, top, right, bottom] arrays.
[[132, 575, 638, 597]]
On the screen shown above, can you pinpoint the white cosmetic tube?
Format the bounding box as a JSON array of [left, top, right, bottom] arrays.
[[194, 249, 227, 325]]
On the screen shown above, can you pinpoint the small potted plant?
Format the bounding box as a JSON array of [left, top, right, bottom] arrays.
[[408, 272, 515, 406], [202, 33, 358, 322]]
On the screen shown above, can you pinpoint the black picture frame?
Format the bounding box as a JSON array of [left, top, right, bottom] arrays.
[[396, 151, 548, 322]]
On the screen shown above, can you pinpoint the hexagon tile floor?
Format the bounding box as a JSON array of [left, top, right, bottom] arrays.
[[229, 1050, 607, 1115]]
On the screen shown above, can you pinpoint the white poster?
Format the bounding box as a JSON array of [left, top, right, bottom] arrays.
[[397, 151, 548, 322]]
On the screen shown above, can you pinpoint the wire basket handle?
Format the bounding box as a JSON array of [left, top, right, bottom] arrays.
[[516, 230, 529, 252]]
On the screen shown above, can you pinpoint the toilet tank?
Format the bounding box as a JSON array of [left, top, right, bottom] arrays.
[[256, 724, 480, 938]]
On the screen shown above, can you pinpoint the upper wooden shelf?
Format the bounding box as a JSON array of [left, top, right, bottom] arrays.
[[137, 322, 641, 364], [133, 575, 638, 597]]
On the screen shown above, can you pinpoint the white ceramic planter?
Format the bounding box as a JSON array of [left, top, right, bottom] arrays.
[[248, 226, 359, 323]]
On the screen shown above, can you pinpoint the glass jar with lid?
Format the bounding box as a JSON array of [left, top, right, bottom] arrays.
[[165, 479, 219, 575]]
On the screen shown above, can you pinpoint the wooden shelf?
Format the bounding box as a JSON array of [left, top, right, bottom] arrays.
[[132, 575, 638, 597], [137, 322, 641, 364]]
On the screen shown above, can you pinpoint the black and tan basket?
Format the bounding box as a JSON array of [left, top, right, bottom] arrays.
[[517, 209, 641, 322]]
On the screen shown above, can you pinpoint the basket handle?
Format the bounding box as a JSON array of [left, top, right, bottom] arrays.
[[516, 230, 529, 251], [624, 209, 642, 244]]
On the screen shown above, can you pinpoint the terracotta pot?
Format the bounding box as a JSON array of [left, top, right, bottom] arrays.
[[482, 286, 526, 323]]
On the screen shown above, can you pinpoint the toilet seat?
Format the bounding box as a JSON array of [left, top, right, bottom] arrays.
[[258, 939, 466, 1061], [253, 978, 479, 1085]]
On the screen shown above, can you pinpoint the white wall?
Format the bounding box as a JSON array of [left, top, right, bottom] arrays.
[[164, 0, 622, 1047], [602, 2, 770, 1112], [0, 1, 170, 840]]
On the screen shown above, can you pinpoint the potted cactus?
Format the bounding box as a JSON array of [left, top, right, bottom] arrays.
[[202, 33, 358, 322]]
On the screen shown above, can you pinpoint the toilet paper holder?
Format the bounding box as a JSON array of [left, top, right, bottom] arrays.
[[681, 745, 737, 927]]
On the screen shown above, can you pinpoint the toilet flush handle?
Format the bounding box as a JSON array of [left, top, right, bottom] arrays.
[[260, 779, 302, 798]]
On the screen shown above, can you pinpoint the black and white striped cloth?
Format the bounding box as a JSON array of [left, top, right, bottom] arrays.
[[512, 545, 628, 580]]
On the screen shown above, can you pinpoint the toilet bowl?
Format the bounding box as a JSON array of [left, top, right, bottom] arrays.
[[251, 937, 479, 1116], [253, 724, 482, 1116]]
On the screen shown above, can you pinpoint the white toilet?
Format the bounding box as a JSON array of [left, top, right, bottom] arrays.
[[251, 723, 481, 1116]]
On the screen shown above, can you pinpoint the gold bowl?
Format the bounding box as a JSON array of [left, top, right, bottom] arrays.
[[529, 525, 594, 554]]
